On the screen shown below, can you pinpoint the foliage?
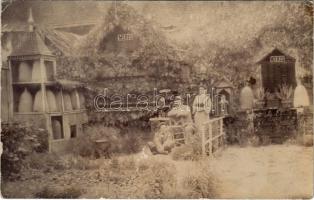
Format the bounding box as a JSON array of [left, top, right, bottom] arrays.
[[135, 160, 176, 198], [255, 87, 271, 101], [181, 162, 219, 198], [171, 143, 202, 161], [56, 2, 190, 91], [69, 124, 148, 157], [275, 84, 293, 100], [1, 122, 48, 180], [69, 125, 120, 157], [254, 109, 298, 144], [171, 145, 194, 161]]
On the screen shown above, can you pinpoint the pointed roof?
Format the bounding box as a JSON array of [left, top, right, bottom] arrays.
[[257, 48, 295, 64], [10, 31, 53, 56], [215, 77, 234, 88], [27, 8, 34, 24]]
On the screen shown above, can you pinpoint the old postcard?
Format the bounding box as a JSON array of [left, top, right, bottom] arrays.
[[1, 1, 313, 198]]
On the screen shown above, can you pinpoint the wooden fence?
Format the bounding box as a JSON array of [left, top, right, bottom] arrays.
[[202, 117, 225, 157]]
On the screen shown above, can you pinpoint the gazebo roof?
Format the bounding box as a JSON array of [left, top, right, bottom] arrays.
[[10, 31, 53, 57]]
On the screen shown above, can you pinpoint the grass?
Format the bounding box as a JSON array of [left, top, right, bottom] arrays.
[[2, 152, 220, 198]]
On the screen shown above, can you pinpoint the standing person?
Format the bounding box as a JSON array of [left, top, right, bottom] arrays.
[[193, 85, 212, 135]]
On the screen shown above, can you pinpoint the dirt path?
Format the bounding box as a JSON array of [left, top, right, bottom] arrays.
[[210, 145, 313, 198], [139, 145, 313, 198]]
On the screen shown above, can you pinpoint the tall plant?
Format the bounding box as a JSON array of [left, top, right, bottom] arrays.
[[275, 84, 293, 101], [255, 87, 271, 101]]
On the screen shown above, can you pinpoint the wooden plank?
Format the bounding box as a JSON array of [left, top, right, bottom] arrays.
[[209, 122, 213, 157], [202, 123, 206, 156]]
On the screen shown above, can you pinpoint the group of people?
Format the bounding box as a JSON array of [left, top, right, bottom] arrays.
[[148, 85, 212, 155]]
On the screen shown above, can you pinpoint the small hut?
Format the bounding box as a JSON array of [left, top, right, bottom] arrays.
[[257, 48, 296, 93], [212, 79, 234, 116]]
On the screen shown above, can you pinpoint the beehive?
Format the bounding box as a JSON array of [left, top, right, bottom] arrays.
[[70, 90, 79, 110], [32, 60, 47, 82], [55, 91, 63, 111], [18, 62, 32, 82], [79, 92, 86, 109], [240, 86, 254, 110], [33, 89, 44, 112], [18, 88, 33, 112], [63, 92, 73, 111], [52, 119, 62, 139], [293, 84, 310, 107], [46, 89, 58, 112]]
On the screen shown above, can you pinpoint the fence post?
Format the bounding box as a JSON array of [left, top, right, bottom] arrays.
[[220, 118, 224, 148], [202, 122, 206, 156], [209, 122, 213, 157]]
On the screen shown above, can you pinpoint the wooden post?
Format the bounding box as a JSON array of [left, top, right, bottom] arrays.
[[40, 58, 47, 112], [202, 122, 206, 156], [220, 118, 224, 148], [8, 59, 14, 122], [53, 59, 57, 79], [208, 122, 213, 157], [60, 89, 65, 112]]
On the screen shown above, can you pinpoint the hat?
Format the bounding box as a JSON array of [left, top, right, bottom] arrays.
[[199, 82, 207, 89], [247, 77, 256, 85], [174, 96, 182, 101]]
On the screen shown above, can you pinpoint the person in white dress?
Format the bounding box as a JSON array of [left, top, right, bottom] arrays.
[[192, 85, 211, 135]]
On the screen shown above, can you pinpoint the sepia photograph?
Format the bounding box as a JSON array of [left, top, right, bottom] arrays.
[[1, 0, 313, 198]]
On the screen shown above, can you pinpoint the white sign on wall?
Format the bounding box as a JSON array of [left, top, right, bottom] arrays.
[[270, 56, 285, 63], [117, 33, 133, 41]]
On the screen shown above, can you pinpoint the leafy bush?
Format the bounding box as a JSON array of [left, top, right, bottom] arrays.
[[34, 185, 83, 198], [275, 84, 293, 101], [69, 124, 147, 157], [135, 160, 176, 198], [255, 87, 271, 101], [1, 123, 48, 180], [181, 162, 219, 198], [69, 125, 120, 158], [121, 133, 143, 153]]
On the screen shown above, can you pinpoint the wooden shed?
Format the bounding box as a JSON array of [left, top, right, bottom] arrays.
[[257, 48, 296, 93]]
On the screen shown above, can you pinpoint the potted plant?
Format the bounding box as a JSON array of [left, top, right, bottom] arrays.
[[275, 84, 293, 108], [254, 87, 268, 109]]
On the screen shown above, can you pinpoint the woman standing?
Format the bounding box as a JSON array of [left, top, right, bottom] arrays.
[[193, 85, 212, 134]]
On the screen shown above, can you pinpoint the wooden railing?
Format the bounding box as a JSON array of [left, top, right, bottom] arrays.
[[202, 117, 225, 157]]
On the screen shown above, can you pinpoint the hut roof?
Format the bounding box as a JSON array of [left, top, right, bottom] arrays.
[[213, 76, 234, 88], [9, 31, 52, 57], [257, 48, 296, 64]]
